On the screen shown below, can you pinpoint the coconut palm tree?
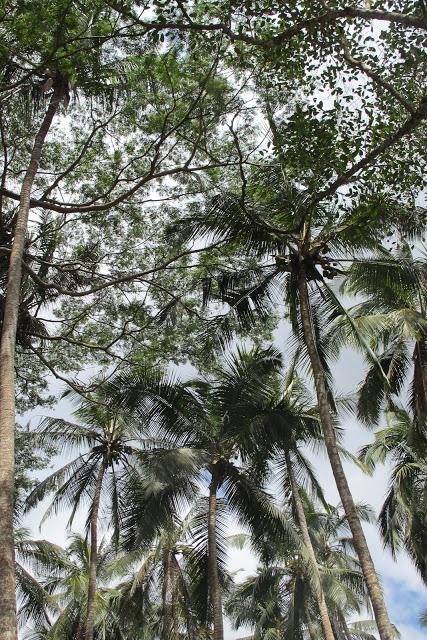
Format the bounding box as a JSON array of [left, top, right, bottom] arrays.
[[226, 503, 381, 640], [168, 135, 425, 639], [24, 390, 199, 640], [116, 502, 230, 640], [251, 362, 338, 640], [337, 244, 427, 428], [18, 518, 220, 640], [17, 533, 133, 640], [15, 529, 63, 636], [109, 345, 297, 640], [359, 404, 427, 584]]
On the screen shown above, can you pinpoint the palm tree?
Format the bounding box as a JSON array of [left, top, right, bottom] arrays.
[[24, 393, 190, 640], [109, 345, 296, 640], [169, 141, 424, 639], [226, 503, 382, 640], [15, 529, 63, 637], [116, 503, 229, 640], [252, 363, 337, 640], [227, 501, 375, 640], [337, 244, 427, 428], [359, 404, 427, 584], [17, 533, 132, 640]]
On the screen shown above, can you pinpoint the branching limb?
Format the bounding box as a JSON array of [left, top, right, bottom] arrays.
[[342, 45, 416, 116]]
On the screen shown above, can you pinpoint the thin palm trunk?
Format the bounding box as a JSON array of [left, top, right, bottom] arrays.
[[0, 77, 65, 640], [171, 555, 179, 639], [84, 463, 105, 640], [285, 451, 335, 640], [162, 551, 172, 640], [208, 474, 224, 640], [162, 550, 178, 640], [304, 603, 318, 640], [413, 338, 427, 426], [341, 615, 354, 640], [297, 263, 395, 640]]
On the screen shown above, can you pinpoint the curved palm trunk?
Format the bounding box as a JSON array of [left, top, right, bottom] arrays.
[[297, 264, 395, 640], [0, 78, 65, 640], [285, 451, 335, 640], [208, 475, 224, 640], [84, 463, 105, 640]]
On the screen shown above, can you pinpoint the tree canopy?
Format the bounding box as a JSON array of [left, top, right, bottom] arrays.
[[0, 2, 426, 640]]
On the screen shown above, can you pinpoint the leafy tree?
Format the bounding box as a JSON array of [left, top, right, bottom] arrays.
[[3, 4, 427, 639], [0, 8, 241, 637]]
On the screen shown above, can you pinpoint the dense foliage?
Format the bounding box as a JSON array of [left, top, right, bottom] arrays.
[[0, 1, 426, 639]]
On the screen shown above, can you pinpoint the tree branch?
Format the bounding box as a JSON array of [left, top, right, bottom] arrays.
[[342, 45, 416, 115], [0, 161, 238, 214], [311, 94, 427, 206], [22, 240, 226, 297]]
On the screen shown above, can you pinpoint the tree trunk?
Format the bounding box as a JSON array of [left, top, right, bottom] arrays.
[[84, 463, 105, 640], [304, 603, 318, 640], [341, 615, 354, 640], [413, 338, 427, 428], [170, 554, 179, 640], [162, 550, 178, 640], [285, 451, 335, 640], [0, 78, 65, 640], [297, 263, 395, 640], [208, 474, 224, 640]]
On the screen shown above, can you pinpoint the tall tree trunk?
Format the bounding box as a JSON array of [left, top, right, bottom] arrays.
[[208, 474, 224, 640], [162, 550, 178, 640], [413, 338, 427, 428], [170, 555, 179, 639], [84, 463, 105, 640], [285, 451, 335, 640], [0, 78, 65, 640], [304, 603, 318, 640], [297, 263, 395, 640]]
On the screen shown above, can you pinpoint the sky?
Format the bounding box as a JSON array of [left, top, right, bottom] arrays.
[[21, 317, 427, 640]]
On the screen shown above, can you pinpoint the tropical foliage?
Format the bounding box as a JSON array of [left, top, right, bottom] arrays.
[[0, 2, 426, 640]]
